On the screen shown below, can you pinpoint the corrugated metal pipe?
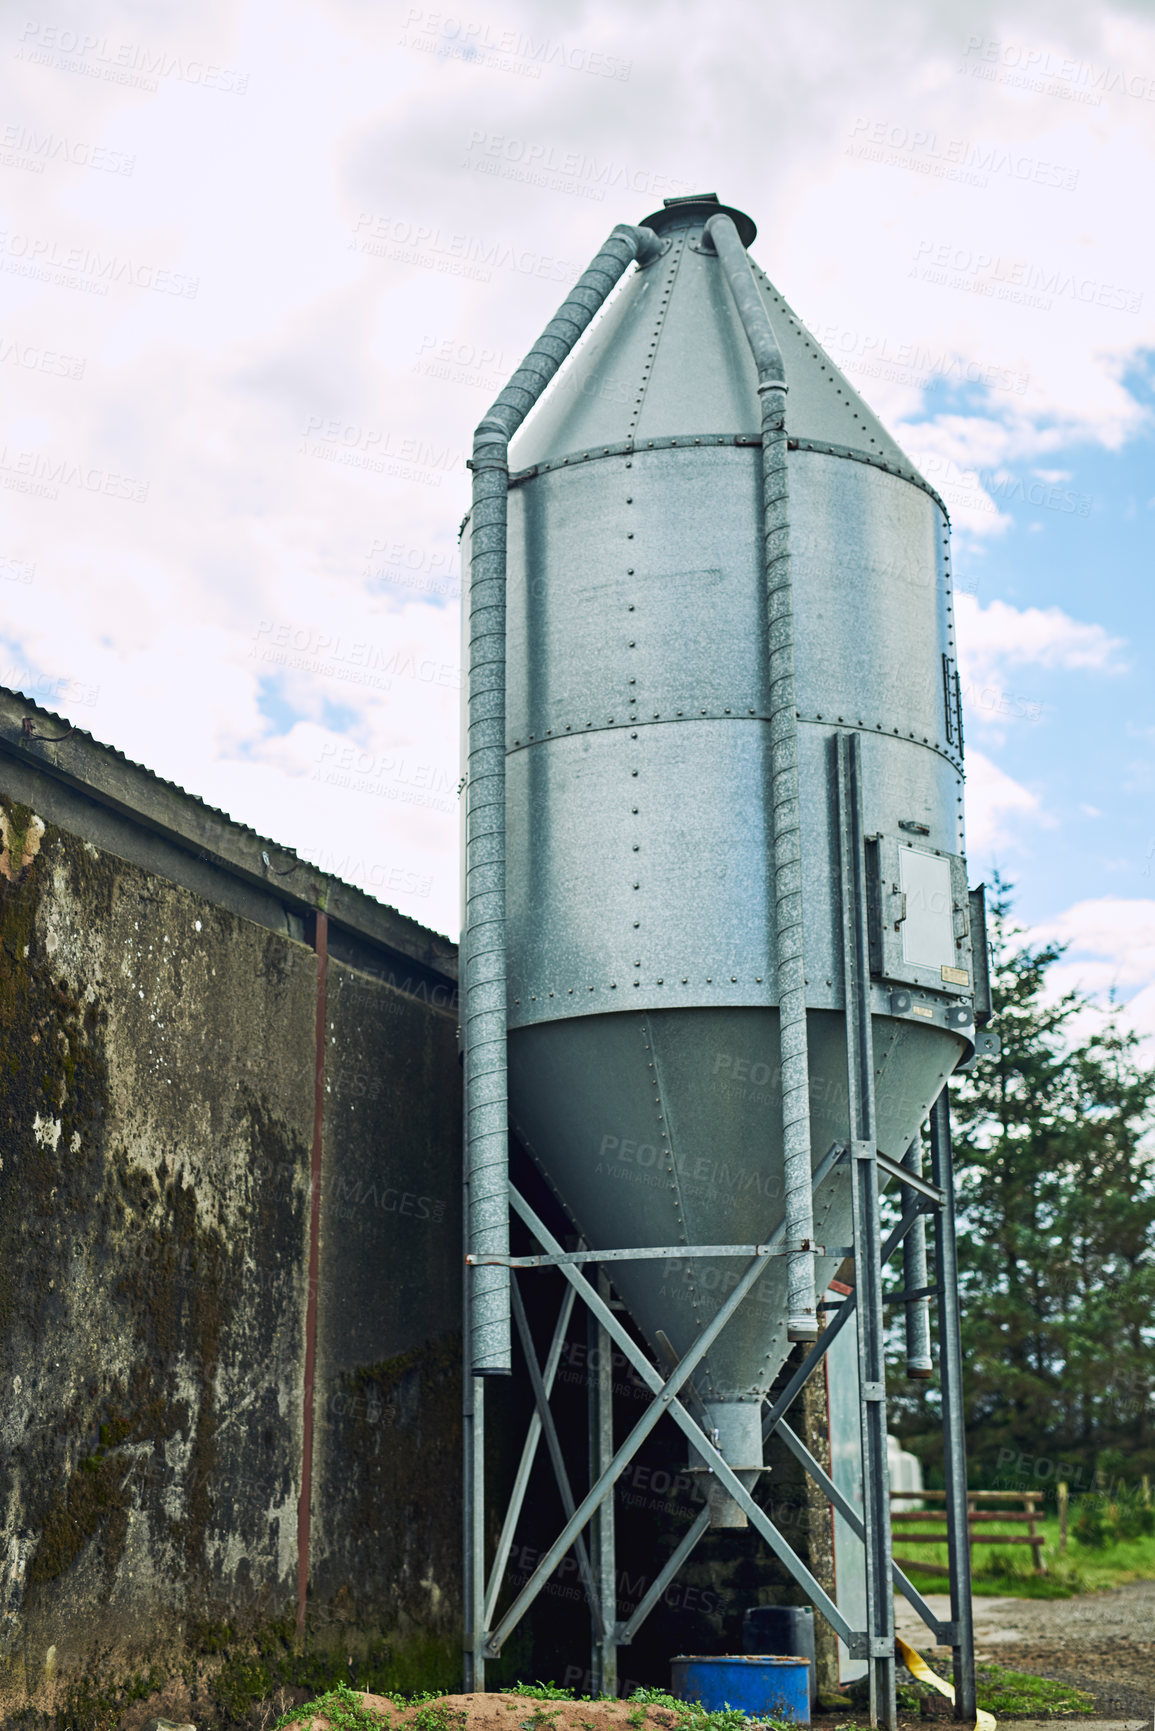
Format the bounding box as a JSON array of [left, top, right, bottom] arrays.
[[706, 211, 818, 1342], [465, 220, 664, 1375], [902, 1135, 933, 1376]]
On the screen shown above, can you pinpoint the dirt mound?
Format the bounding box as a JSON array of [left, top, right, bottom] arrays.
[[287, 1694, 686, 1731]]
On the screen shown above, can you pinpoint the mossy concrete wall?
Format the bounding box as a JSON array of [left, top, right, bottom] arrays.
[[0, 792, 462, 1718]]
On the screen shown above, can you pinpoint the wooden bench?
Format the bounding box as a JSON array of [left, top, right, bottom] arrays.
[[891, 1488, 1047, 1575]]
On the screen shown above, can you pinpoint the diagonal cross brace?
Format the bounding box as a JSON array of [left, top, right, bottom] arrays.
[[487, 1204, 775, 1653], [510, 1278, 606, 1639], [483, 1282, 576, 1628], [760, 1199, 924, 1448], [776, 1419, 953, 1644], [615, 1507, 711, 1645], [660, 1383, 854, 1642], [485, 1145, 848, 1656]]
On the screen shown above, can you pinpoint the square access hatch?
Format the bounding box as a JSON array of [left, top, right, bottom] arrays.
[[866, 837, 972, 996]]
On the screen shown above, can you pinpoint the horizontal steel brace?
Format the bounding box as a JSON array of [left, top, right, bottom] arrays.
[[467, 1242, 843, 1268], [876, 1148, 945, 1204], [882, 1281, 942, 1305]]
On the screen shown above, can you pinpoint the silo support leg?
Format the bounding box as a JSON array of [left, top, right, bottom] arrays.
[[850, 1143, 897, 1730], [929, 1090, 977, 1720], [836, 731, 897, 1731], [463, 1373, 486, 1691], [463, 1140, 486, 1691], [588, 1270, 618, 1696]]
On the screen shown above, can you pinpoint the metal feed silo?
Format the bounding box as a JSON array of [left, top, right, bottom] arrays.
[[460, 195, 993, 1731]]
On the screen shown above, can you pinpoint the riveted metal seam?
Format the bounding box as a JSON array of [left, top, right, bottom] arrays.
[[507, 434, 950, 518], [503, 714, 963, 776]]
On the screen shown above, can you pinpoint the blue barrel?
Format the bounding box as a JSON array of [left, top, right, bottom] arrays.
[[671, 1655, 810, 1724]]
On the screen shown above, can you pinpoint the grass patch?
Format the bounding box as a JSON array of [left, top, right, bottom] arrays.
[[504, 1684, 584, 1699], [895, 1656, 1095, 1716], [273, 1682, 391, 1731], [273, 1670, 1094, 1731], [273, 1684, 468, 1731], [974, 1663, 1095, 1716], [894, 1511, 1155, 1597], [626, 1688, 792, 1731]]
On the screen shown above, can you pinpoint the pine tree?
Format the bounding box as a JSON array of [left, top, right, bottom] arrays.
[[947, 877, 1155, 1486]]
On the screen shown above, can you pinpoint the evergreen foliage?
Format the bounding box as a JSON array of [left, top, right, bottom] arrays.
[[895, 877, 1155, 1491]]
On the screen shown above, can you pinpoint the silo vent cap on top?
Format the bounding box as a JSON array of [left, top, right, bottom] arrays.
[[638, 191, 757, 248]]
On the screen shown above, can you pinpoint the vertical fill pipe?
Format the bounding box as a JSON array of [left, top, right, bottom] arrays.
[[464, 222, 663, 1375], [706, 211, 817, 1341], [901, 1137, 933, 1377]]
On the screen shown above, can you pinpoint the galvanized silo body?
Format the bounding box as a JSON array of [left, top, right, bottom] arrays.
[[498, 199, 970, 1396], [460, 197, 986, 1727]]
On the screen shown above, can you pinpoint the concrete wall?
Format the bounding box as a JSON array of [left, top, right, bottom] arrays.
[[0, 713, 463, 1723], [0, 690, 841, 1722], [309, 956, 463, 1663]]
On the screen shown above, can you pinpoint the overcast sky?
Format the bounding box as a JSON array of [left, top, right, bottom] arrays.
[[2, 0, 1153, 1039]]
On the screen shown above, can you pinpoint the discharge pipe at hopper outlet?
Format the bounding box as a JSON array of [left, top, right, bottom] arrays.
[[705, 212, 817, 1342], [465, 220, 665, 1376]]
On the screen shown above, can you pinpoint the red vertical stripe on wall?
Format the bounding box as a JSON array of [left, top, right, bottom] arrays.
[[296, 909, 328, 1646]]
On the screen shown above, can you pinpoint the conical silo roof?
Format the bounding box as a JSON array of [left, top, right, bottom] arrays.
[[510, 193, 926, 492]]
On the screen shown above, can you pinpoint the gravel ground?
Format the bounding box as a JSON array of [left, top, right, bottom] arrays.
[[895, 1582, 1155, 1717]]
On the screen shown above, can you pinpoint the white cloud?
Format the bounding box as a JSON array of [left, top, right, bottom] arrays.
[[1, 0, 1153, 948], [1030, 897, 1155, 1047], [950, 593, 1125, 741], [963, 747, 1045, 857], [955, 591, 1126, 685]]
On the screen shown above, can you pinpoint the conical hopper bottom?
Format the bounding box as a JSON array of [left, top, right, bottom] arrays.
[[509, 1006, 962, 1403]]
